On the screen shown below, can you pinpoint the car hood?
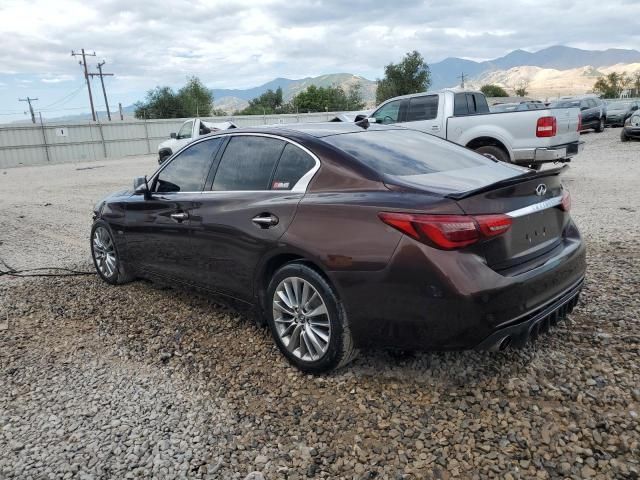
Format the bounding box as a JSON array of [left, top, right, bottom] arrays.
[[93, 189, 132, 214]]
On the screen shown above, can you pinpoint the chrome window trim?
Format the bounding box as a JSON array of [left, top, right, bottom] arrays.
[[506, 195, 563, 218], [150, 132, 320, 195]]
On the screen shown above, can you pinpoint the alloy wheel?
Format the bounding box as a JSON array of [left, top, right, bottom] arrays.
[[272, 277, 331, 362], [92, 226, 117, 278]]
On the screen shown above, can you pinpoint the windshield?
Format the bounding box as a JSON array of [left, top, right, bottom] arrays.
[[609, 102, 632, 111], [552, 100, 580, 108], [322, 129, 491, 176]]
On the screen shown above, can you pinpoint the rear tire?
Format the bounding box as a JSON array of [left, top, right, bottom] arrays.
[[266, 263, 357, 373], [474, 145, 510, 163], [90, 220, 135, 285], [595, 117, 605, 133]]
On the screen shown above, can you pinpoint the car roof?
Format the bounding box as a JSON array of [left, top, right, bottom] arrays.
[[219, 122, 404, 139]]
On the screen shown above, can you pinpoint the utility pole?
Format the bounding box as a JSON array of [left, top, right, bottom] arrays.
[[88, 61, 114, 121], [458, 72, 467, 89], [19, 97, 38, 124], [72, 49, 97, 121], [118, 102, 124, 120]]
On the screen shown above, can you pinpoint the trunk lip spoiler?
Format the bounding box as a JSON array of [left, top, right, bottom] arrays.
[[444, 165, 569, 200]]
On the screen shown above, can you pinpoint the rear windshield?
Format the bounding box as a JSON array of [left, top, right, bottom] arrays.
[[322, 129, 491, 176]]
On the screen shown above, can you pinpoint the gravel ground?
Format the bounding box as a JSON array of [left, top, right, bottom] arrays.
[[1, 128, 639, 479]]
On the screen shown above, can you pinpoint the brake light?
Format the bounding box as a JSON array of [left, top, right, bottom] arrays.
[[560, 190, 571, 212], [577, 114, 582, 131], [378, 212, 512, 250], [536, 116, 557, 137]]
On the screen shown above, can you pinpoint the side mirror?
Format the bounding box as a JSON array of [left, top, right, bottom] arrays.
[[133, 176, 151, 199], [354, 114, 367, 122], [632, 106, 638, 111], [170, 132, 177, 139]]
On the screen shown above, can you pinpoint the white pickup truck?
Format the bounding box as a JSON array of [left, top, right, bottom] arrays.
[[157, 118, 236, 164], [362, 89, 584, 168]]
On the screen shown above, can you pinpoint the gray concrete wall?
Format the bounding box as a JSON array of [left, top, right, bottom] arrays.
[[0, 112, 351, 168]]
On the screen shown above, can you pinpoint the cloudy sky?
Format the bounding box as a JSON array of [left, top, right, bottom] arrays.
[[1, 0, 638, 121]]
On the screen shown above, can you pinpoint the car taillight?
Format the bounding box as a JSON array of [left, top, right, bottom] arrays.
[[537, 116, 557, 137], [560, 190, 571, 212], [577, 114, 582, 131], [378, 213, 512, 250]]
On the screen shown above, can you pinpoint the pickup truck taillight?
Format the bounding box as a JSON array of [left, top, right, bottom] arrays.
[[536, 116, 557, 137]]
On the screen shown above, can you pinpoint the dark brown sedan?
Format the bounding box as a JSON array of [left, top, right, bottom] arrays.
[[91, 123, 586, 372]]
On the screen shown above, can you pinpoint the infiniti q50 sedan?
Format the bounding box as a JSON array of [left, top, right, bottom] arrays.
[[91, 123, 586, 372]]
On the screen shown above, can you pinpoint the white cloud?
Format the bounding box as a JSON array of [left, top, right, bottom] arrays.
[[0, 0, 638, 91]]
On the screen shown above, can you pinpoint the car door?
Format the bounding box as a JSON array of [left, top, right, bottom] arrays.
[[175, 120, 195, 151], [582, 100, 597, 127], [403, 94, 443, 137], [189, 134, 318, 300], [124, 137, 223, 281]]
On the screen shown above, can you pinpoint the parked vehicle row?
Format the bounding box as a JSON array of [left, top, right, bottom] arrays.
[[357, 89, 583, 170], [621, 110, 640, 141], [550, 95, 607, 133], [606, 100, 640, 127], [92, 122, 586, 372]]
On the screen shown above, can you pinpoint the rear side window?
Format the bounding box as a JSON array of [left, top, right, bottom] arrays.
[[212, 136, 285, 191], [406, 95, 438, 121], [155, 138, 222, 193], [271, 144, 316, 190], [454, 93, 468, 115], [323, 129, 488, 176]]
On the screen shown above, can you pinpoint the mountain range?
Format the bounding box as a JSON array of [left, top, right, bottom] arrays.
[[212, 46, 640, 112]]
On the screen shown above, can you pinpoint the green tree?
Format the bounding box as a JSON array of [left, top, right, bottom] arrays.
[[289, 84, 364, 113], [375, 51, 431, 104], [592, 72, 630, 98], [177, 76, 214, 117], [480, 84, 509, 97], [134, 86, 182, 119], [514, 80, 529, 97], [134, 76, 214, 119], [238, 87, 289, 115]]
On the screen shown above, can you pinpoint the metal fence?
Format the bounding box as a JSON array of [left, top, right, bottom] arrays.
[[0, 112, 353, 168]]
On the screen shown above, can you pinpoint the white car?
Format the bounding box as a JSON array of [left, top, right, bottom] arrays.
[[158, 119, 237, 164], [363, 89, 584, 169]]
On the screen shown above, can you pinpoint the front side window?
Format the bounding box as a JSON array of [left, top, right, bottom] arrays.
[[212, 136, 285, 191], [271, 144, 316, 190], [155, 138, 222, 193], [372, 100, 402, 124], [406, 95, 438, 121], [177, 121, 193, 139]]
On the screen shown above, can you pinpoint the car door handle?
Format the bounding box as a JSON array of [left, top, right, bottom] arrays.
[[170, 212, 189, 222], [252, 213, 279, 228]]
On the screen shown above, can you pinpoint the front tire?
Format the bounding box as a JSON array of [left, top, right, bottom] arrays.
[[266, 263, 357, 373], [90, 221, 135, 285], [474, 145, 510, 163], [595, 117, 605, 133], [621, 130, 630, 142]]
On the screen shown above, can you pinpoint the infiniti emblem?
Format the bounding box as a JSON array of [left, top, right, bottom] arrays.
[[535, 184, 547, 196]]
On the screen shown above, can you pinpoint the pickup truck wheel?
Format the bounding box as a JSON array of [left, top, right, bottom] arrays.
[[474, 145, 510, 164], [595, 118, 605, 133]]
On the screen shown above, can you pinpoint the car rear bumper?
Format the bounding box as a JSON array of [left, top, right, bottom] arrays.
[[331, 220, 587, 350], [474, 277, 583, 350], [512, 141, 584, 163]]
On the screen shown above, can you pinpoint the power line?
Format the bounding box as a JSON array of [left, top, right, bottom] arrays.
[[88, 61, 114, 121], [71, 49, 97, 121], [18, 97, 38, 123]]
